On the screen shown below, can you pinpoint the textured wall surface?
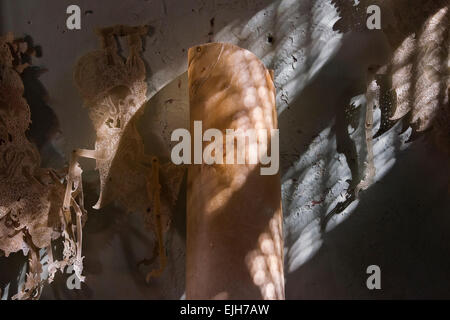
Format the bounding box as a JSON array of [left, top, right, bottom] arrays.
[[1, 0, 449, 299]]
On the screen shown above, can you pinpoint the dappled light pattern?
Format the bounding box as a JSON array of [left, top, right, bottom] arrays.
[[385, 6, 449, 135], [212, 0, 343, 116], [390, 34, 416, 121], [245, 214, 284, 299], [187, 43, 284, 300], [370, 3, 449, 167], [293, 0, 448, 266], [0, 33, 86, 300], [1, 0, 446, 300], [412, 7, 448, 132], [281, 0, 449, 286], [334, 0, 449, 150], [314, 0, 449, 208]]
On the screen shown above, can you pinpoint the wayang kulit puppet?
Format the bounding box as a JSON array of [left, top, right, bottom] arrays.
[[0, 33, 86, 300]]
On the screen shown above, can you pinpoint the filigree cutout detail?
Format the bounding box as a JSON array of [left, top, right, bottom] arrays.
[[72, 25, 185, 282], [0, 33, 86, 300]]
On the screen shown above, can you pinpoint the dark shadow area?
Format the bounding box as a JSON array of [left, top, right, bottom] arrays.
[[283, 0, 450, 298], [0, 252, 27, 299], [41, 170, 186, 299], [18, 35, 65, 169], [286, 138, 450, 299]]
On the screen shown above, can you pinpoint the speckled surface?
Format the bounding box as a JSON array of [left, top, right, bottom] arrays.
[[1, 0, 449, 299]]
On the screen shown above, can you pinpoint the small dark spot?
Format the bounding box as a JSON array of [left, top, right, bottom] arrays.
[[178, 80, 182, 88], [27, 21, 32, 25], [8, 133, 12, 142], [85, 10, 93, 15], [208, 31, 214, 36], [210, 17, 215, 27], [267, 34, 274, 44], [182, 48, 186, 52], [106, 118, 114, 128], [165, 99, 174, 104], [5, 219, 13, 228], [147, 208, 151, 213], [34, 46, 43, 57]]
